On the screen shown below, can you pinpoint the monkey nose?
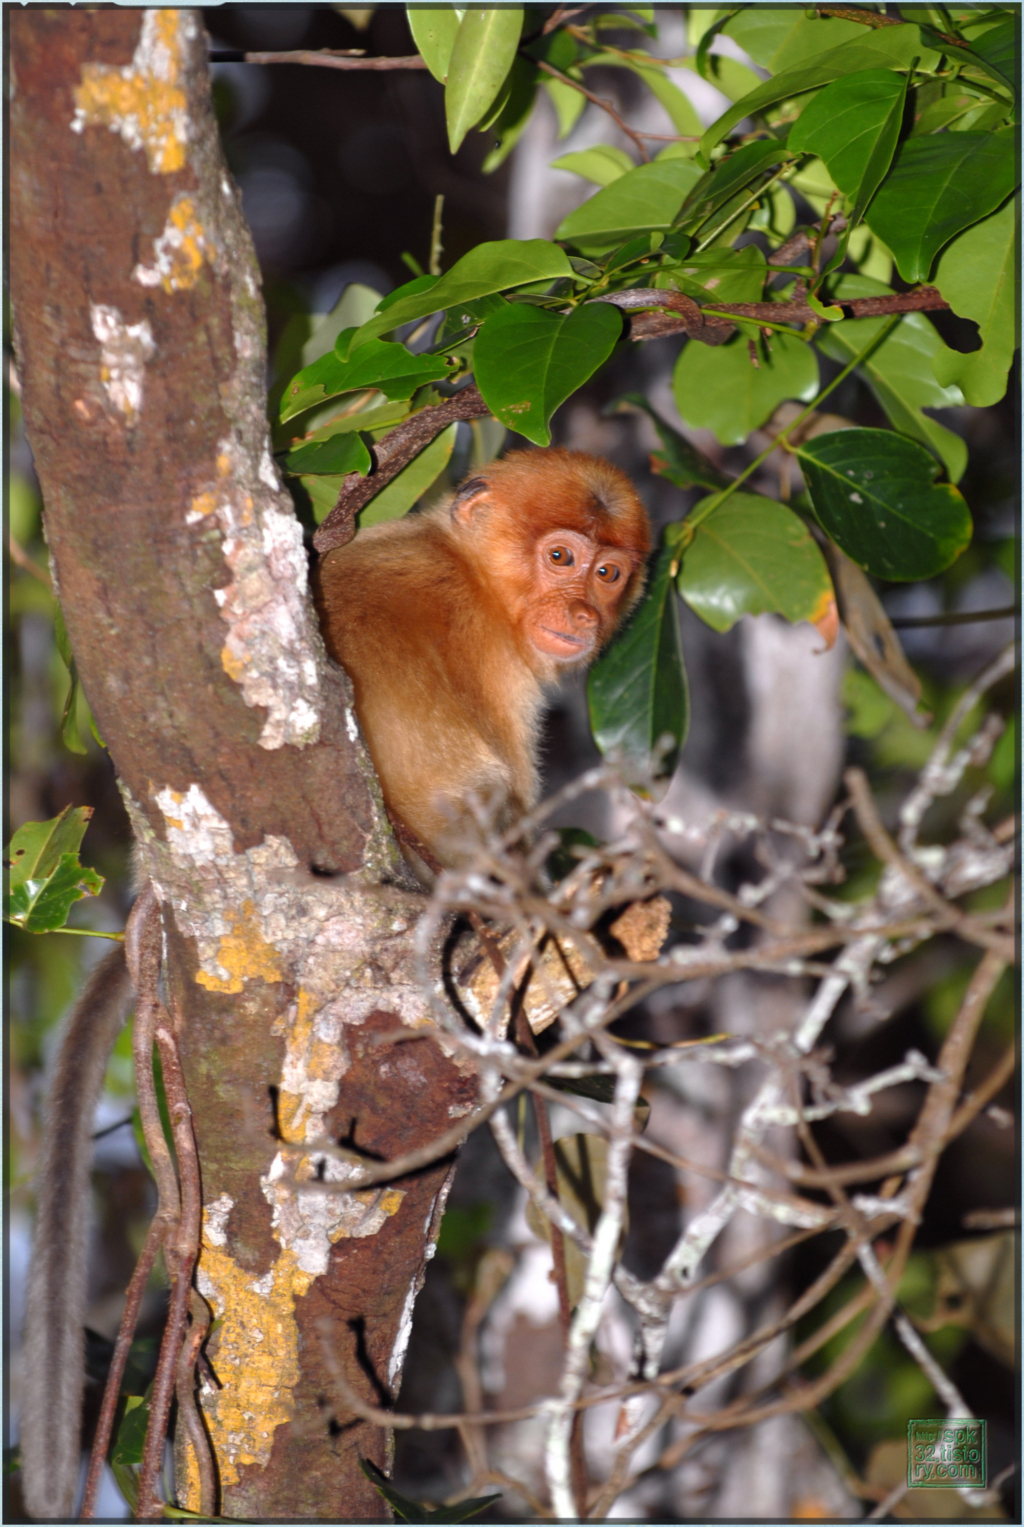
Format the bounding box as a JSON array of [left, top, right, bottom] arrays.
[[569, 600, 598, 628]]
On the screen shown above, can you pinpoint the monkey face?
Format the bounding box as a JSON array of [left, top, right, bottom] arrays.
[[528, 529, 637, 663]]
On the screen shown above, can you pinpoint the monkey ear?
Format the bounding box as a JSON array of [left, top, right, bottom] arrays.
[[450, 476, 490, 525]]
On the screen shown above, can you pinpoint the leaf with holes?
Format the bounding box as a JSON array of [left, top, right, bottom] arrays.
[[5, 806, 105, 932], [795, 428, 972, 580]]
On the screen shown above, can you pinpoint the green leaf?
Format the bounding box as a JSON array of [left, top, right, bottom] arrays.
[[931, 199, 1017, 407], [472, 301, 622, 446], [675, 139, 792, 235], [788, 68, 906, 201], [343, 239, 574, 353], [5, 835, 105, 931], [589, 54, 704, 136], [864, 129, 1018, 282], [407, 4, 460, 82], [551, 145, 635, 186], [525, 1134, 620, 1306], [587, 539, 688, 790], [604, 231, 668, 272], [673, 330, 819, 446], [446, 7, 525, 153], [612, 393, 730, 491], [301, 282, 384, 367], [5, 805, 95, 888], [376, 273, 440, 314], [699, 24, 939, 160], [542, 74, 587, 139], [60, 660, 88, 756], [438, 290, 508, 342], [359, 1457, 499, 1522], [359, 423, 459, 527], [796, 428, 972, 580], [481, 57, 540, 173], [724, 11, 870, 72], [816, 274, 968, 482], [967, 16, 1017, 92], [556, 159, 704, 254], [660, 244, 767, 303], [677, 492, 836, 636], [282, 432, 372, 478], [295, 399, 411, 443], [112, 1394, 149, 1469], [279, 337, 455, 422]]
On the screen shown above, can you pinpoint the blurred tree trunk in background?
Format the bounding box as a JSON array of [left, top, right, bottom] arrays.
[[10, 9, 474, 1515]]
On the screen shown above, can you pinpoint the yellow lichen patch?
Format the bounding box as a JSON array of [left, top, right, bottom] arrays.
[[221, 644, 246, 683], [189, 490, 218, 519], [134, 194, 211, 292], [195, 1237, 314, 1496], [195, 900, 283, 993], [72, 11, 190, 175], [276, 988, 349, 1143]]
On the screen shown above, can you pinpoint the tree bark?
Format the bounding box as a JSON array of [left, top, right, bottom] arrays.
[[10, 9, 475, 1516]]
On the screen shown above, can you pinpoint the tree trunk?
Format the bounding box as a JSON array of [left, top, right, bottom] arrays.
[[10, 9, 474, 1515]]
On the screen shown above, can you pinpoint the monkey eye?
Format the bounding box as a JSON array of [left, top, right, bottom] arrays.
[[549, 546, 574, 567], [596, 563, 621, 583]]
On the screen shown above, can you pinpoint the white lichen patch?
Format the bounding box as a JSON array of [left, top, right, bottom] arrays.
[[188, 437, 322, 749], [204, 1193, 235, 1248], [71, 9, 196, 174], [133, 193, 214, 291], [261, 1149, 404, 1278], [90, 303, 155, 423]]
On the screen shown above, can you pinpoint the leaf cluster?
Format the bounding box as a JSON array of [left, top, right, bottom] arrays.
[[213, 7, 1024, 797]]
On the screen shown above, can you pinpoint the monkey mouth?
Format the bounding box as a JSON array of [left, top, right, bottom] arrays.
[[536, 625, 592, 659]]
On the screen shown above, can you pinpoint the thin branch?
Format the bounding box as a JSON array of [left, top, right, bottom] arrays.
[[313, 384, 490, 553], [212, 49, 428, 71], [890, 604, 1019, 628], [8, 533, 53, 588], [814, 3, 970, 48], [535, 58, 651, 162], [311, 286, 952, 536], [80, 1216, 167, 1520]]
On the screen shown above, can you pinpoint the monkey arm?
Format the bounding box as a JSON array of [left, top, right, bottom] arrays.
[[21, 943, 135, 1521]]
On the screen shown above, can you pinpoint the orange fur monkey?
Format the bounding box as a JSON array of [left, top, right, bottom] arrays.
[[314, 448, 651, 864]]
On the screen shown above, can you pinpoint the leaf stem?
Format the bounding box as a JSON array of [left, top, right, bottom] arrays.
[[692, 162, 795, 254], [3, 917, 124, 940]]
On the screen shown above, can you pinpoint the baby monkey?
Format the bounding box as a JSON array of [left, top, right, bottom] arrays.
[[314, 447, 651, 863]]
